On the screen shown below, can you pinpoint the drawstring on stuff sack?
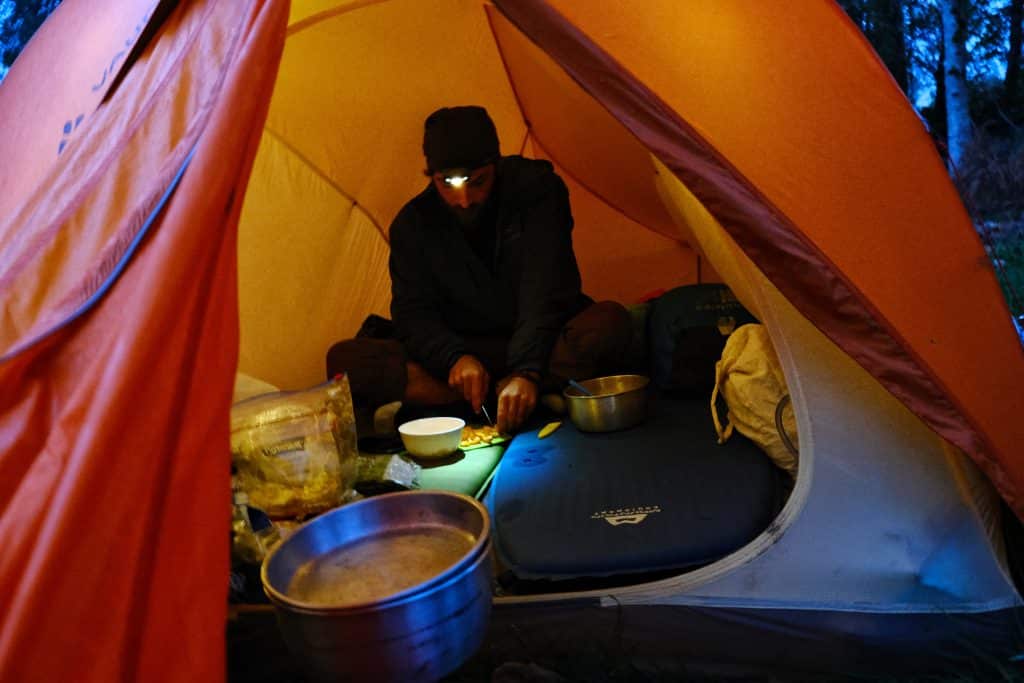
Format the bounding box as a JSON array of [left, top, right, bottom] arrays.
[[710, 367, 734, 443], [774, 394, 799, 459]]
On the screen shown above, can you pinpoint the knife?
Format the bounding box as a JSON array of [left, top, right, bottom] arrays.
[[480, 404, 495, 427]]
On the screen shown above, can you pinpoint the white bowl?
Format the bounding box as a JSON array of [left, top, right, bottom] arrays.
[[398, 417, 465, 458]]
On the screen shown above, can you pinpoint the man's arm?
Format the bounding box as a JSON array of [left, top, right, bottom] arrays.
[[389, 210, 467, 379], [505, 171, 583, 376], [495, 169, 581, 433]]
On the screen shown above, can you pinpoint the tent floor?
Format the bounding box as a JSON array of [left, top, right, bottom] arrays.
[[226, 603, 1024, 682]]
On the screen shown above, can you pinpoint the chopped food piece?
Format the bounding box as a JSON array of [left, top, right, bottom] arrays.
[[537, 421, 562, 439], [460, 424, 504, 448]]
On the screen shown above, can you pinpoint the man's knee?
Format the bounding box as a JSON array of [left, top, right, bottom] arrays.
[[566, 300, 632, 360], [547, 301, 633, 387], [325, 338, 407, 406]]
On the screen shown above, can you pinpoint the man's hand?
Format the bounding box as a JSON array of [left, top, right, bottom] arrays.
[[496, 375, 538, 434], [448, 355, 489, 414]]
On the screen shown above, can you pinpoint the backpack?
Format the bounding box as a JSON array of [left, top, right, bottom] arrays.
[[647, 284, 758, 398]]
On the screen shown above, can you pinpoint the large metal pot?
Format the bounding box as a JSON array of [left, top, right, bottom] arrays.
[[563, 374, 650, 432], [261, 491, 493, 683]]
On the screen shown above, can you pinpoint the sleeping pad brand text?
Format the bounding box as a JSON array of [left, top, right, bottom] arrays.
[[592, 505, 661, 526]]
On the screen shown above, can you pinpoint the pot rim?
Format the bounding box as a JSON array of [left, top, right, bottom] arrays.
[[267, 539, 493, 617], [260, 490, 491, 612], [562, 374, 650, 399]]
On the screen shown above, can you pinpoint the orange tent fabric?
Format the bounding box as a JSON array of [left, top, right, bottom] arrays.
[[0, 0, 286, 680], [496, 0, 1024, 518]]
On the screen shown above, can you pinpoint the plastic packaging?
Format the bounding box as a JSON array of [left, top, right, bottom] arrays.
[[230, 375, 359, 519], [355, 453, 422, 495]]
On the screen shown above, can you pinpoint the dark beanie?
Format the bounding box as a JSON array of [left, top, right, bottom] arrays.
[[422, 106, 499, 173]]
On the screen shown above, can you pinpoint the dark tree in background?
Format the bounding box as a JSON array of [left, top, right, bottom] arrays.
[[842, 0, 912, 91], [0, 0, 63, 80], [1005, 0, 1023, 109]]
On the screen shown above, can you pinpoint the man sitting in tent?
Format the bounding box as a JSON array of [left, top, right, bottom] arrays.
[[327, 105, 631, 435]]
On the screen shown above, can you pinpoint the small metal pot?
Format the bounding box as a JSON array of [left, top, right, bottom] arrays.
[[562, 374, 650, 432], [261, 491, 493, 682]]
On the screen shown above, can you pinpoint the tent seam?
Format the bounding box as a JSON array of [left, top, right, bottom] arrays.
[[260, 125, 388, 242], [285, 0, 393, 37], [484, 6, 687, 248]]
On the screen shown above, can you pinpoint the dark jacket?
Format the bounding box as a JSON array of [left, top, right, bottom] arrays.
[[389, 156, 591, 379]]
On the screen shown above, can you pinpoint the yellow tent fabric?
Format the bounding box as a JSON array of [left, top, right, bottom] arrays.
[[237, 0, 707, 390]]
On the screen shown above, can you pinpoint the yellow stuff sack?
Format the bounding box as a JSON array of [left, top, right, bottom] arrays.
[[711, 324, 798, 476]]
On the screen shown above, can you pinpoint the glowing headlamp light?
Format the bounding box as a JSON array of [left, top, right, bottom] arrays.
[[442, 173, 470, 189]]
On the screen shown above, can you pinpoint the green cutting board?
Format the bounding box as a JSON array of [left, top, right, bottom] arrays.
[[416, 443, 506, 498]]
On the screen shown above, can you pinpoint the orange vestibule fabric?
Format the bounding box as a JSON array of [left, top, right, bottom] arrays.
[[0, 0, 287, 681]]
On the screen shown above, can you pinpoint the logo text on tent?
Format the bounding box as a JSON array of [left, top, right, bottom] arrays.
[[58, 9, 155, 156], [592, 505, 661, 526]]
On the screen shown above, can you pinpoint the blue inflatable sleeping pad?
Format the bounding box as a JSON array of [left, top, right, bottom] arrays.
[[487, 396, 786, 581]]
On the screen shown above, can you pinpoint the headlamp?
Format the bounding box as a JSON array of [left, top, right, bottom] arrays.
[[442, 172, 471, 188]]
